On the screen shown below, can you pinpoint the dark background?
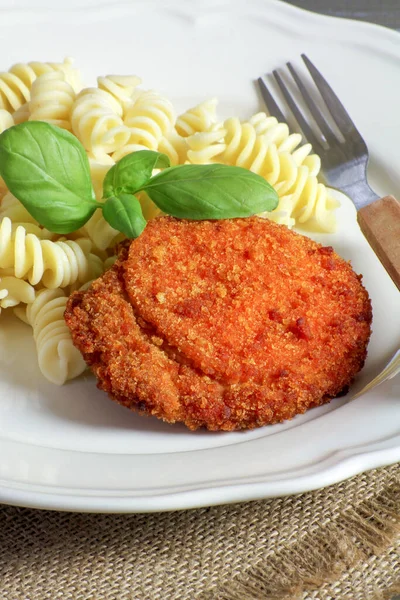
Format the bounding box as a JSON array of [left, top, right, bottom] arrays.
[[285, 0, 400, 30]]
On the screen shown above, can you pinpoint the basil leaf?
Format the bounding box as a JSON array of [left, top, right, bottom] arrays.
[[103, 194, 147, 239], [141, 164, 279, 219], [0, 122, 96, 234], [103, 150, 170, 198]]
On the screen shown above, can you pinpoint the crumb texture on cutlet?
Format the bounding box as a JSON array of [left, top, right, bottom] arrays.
[[65, 216, 372, 431]]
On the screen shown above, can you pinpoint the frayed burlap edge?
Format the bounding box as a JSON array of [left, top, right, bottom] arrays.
[[382, 583, 400, 600], [201, 478, 400, 600]]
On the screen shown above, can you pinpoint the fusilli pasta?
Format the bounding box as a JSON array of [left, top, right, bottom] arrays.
[[84, 209, 121, 252], [0, 276, 35, 309], [29, 71, 76, 130], [0, 191, 44, 225], [97, 74, 141, 116], [158, 129, 188, 166], [71, 88, 130, 160], [0, 57, 80, 113], [288, 169, 339, 231], [249, 113, 321, 175], [176, 98, 218, 137], [25, 288, 86, 385], [187, 128, 227, 164], [0, 217, 103, 288], [12, 102, 30, 124], [115, 91, 175, 159]]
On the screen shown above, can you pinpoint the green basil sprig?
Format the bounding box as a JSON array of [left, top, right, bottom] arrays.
[[103, 150, 170, 198], [139, 163, 277, 219], [0, 121, 99, 234], [103, 194, 147, 239], [0, 122, 279, 239]]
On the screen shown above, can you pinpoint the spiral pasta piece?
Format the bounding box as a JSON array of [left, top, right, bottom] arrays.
[[289, 171, 339, 232], [12, 102, 30, 124], [0, 58, 80, 113], [0, 285, 8, 306], [176, 98, 218, 137], [158, 129, 188, 166], [0, 217, 102, 288], [0, 193, 58, 245], [84, 209, 121, 252], [312, 187, 339, 232], [0, 276, 36, 309], [71, 88, 131, 160], [260, 195, 296, 229], [187, 129, 226, 164], [265, 166, 338, 232], [25, 288, 86, 385], [123, 91, 175, 151], [111, 143, 144, 162], [249, 112, 292, 145], [0, 70, 33, 112], [0, 194, 59, 242], [0, 192, 41, 225], [220, 118, 297, 194], [136, 191, 162, 221], [29, 71, 76, 130], [104, 255, 117, 271], [97, 74, 142, 115], [249, 113, 321, 176], [88, 157, 114, 199]]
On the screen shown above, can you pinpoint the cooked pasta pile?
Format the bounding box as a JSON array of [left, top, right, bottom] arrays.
[[0, 57, 339, 385]]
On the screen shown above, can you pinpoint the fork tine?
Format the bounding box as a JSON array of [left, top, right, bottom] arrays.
[[286, 62, 341, 146], [272, 69, 324, 154], [301, 54, 363, 140], [256, 77, 286, 123]]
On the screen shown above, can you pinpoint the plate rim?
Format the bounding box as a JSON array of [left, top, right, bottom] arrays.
[[0, 0, 399, 512], [1, 433, 400, 512]]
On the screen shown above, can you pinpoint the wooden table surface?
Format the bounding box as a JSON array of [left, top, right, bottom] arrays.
[[286, 0, 400, 30]]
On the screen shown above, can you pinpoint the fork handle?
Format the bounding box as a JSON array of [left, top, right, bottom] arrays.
[[357, 195, 400, 291]]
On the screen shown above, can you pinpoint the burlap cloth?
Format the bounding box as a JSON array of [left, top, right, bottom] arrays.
[[1, 463, 399, 600]]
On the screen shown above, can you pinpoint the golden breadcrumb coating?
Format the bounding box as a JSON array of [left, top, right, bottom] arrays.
[[65, 216, 372, 431]]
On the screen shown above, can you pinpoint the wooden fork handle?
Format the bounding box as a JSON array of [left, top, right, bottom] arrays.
[[357, 195, 400, 291]]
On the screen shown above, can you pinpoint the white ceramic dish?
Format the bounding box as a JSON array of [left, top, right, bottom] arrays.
[[0, 0, 399, 513]]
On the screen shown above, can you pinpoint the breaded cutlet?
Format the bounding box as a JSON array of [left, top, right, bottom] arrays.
[[65, 216, 372, 431]]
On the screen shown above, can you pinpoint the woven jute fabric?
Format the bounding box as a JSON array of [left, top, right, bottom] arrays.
[[0, 464, 399, 600]]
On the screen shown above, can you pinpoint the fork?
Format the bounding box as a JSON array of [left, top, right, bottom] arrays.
[[257, 54, 400, 291]]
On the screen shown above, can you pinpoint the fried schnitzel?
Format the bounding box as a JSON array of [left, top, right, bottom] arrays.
[[65, 216, 372, 431]]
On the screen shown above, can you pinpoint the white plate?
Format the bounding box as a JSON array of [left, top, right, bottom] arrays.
[[0, 0, 399, 512]]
